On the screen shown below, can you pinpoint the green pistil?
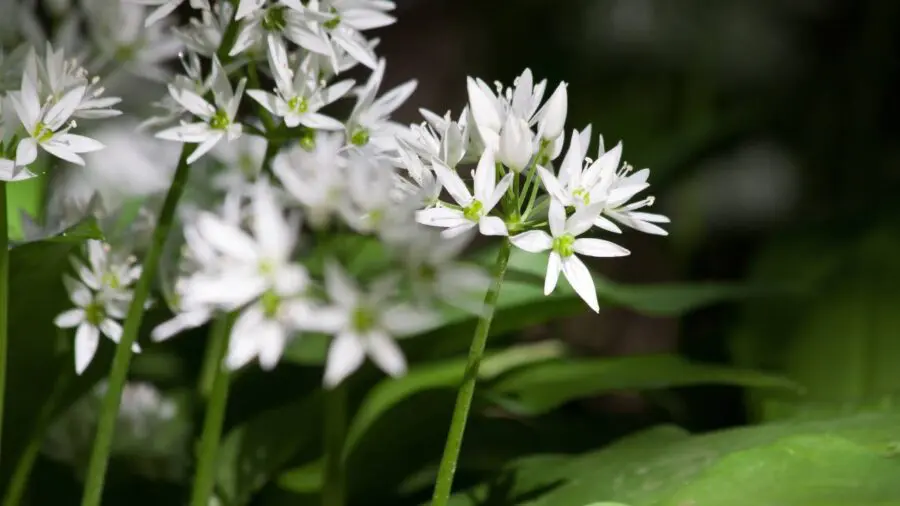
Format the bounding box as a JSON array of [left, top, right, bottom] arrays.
[[261, 291, 280, 318], [85, 302, 106, 326], [552, 233, 575, 257], [258, 259, 276, 276], [288, 96, 309, 113], [262, 5, 288, 32], [299, 130, 316, 151], [209, 109, 230, 130], [32, 122, 54, 143], [367, 209, 384, 226], [102, 271, 120, 290], [351, 306, 376, 333], [462, 200, 484, 222], [572, 187, 590, 206], [350, 127, 369, 146]]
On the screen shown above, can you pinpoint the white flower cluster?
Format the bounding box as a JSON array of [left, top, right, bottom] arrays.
[[36, 0, 669, 385], [0, 45, 120, 181]]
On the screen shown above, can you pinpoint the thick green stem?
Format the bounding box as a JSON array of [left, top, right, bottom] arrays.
[[79, 145, 195, 506], [322, 383, 348, 506], [0, 182, 8, 463], [431, 239, 511, 506], [188, 314, 232, 506]]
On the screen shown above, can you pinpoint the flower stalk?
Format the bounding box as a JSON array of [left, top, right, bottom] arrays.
[[79, 145, 195, 506], [189, 313, 232, 506], [431, 238, 511, 506], [0, 181, 8, 463]]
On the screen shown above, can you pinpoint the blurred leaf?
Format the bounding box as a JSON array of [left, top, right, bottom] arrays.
[[342, 341, 566, 459], [453, 412, 900, 506], [732, 225, 900, 420], [490, 354, 802, 415], [0, 238, 112, 490], [4, 171, 46, 242], [276, 459, 322, 493], [216, 393, 323, 506]]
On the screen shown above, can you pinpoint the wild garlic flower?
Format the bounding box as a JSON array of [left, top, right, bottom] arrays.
[[246, 37, 354, 129], [132, 0, 210, 28], [403, 230, 490, 315], [345, 58, 417, 152], [54, 240, 142, 374], [155, 57, 245, 164], [229, 0, 333, 57], [272, 132, 348, 229], [510, 201, 629, 312], [318, 261, 437, 388], [416, 149, 512, 238]]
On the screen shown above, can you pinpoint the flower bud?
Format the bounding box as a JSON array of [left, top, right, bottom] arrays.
[[539, 82, 568, 141], [498, 114, 534, 173]]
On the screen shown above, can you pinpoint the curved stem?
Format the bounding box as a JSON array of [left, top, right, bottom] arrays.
[[79, 145, 195, 506], [189, 314, 232, 506], [322, 383, 348, 506], [0, 182, 8, 462], [431, 239, 511, 506]]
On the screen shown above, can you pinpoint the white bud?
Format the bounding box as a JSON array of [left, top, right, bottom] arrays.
[[539, 82, 568, 141], [498, 114, 534, 173]]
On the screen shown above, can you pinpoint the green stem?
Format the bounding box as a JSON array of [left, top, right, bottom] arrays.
[[79, 145, 195, 506], [322, 383, 348, 506], [188, 314, 232, 506], [431, 239, 511, 506], [0, 182, 8, 464]]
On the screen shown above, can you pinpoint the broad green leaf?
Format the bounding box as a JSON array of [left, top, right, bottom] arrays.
[[342, 341, 566, 459], [490, 354, 801, 415], [453, 412, 900, 506], [216, 393, 323, 506], [4, 170, 46, 241]]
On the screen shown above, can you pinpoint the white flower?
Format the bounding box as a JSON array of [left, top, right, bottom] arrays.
[[510, 201, 630, 312], [132, 0, 209, 27], [466, 69, 546, 152], [599, 163, 670, 236], [246, 37, 354, 129], [405, 230, 490, 314], [210, 133, 268, 192], [315, 262, 436, 387], [155, 57, 245, 164], [498, 113, 534, 172], [9, 77, 105, 166], [228, 1, 332, 57], [538, 135, 623, 210], [272, 132, 347, 228], [54, 241, 142, 375], [178, 181, 304, 311], [416, 149, 512, 238], [346, 59, 417, 152], [535, 82, 567, 141], [172, 1, 230, 57], [337, 151, 399, 233]]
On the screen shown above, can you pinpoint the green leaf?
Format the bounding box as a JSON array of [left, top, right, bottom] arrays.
[[4, 171, 46, 241], [216, 393, 323, 506], [490, 354, 802, 415], [453, 412, 900, 506], [342, 341, 566, 458]]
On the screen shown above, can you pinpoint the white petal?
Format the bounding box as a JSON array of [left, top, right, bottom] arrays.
[[365, 331, 406, 378], [252, 182, 293, 259], [544, 251, 562, 295], [478, 216, 508, 237], [573, 238, 630, 258], [44, 86, 86, 129], [416, 207, 468, 229], [323, 332, 366, 388], [441, 223, 477, 239], [485, 172, 513, 213], [510, 230, 552, 253], [537, 166, 569, 205], [156, 122, 213, 143], [537, 82, 567, 140], [181, 271, 267, 310], [99, 319, 124, 342], [370, 80, 417, 119], [324, 261, 359, 307], [548, 199, 566, 237], [561, 255, 599, 312], [186, 134, 224, 164], [341, 9, 395, 30], [298, 112, 345, 130], [168, 85, 216, 118], [41, 142, 85, 166], [382, 304, 437, 336], [196, 212, 259, 262], [594, 214, 622, 234], [15, 138, 38, 166], [144, 0, 180, 26], [430, 159, 471, 205], [246, 90, 280, 115], [567, 202, 606, 237], [54, 308, 85, 328], [151, 309, 211, 342], [74, 323, 100, 375], [256, 320, 287, 370], [226, 307, 265, 370], [50, 133, 105, 153], [473, 148, 496, 203]]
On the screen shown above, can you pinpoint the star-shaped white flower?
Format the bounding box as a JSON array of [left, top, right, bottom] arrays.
[[538, 135, 622, 210], [510, 201, 630, 312], [155, 57, 245, 164], [416, 149, 512, 238]]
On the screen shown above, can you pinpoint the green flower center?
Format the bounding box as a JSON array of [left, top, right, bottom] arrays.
[[32, 122, 54, 143], [366, 209, 384, 226], [299, 130, 316, 151], [239, 153, 256, 177], [351, 306, 376, 332], [572, 187, 590, 206], [287, 96, 308, 113], [262, 5, 288, 31], [260, 290, 281, 318], [209, 109, 230, 130], [323, 9, 340, 30], [462, 200, 484, 222], [418, 264, 436, 282], [350, 127, 369, 146], [85, 302, 106, 326], [258, 259, 276, 276], [115, 44, 136, 62], [552, 233, 576, 257], [102, 271, 120, 290]]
